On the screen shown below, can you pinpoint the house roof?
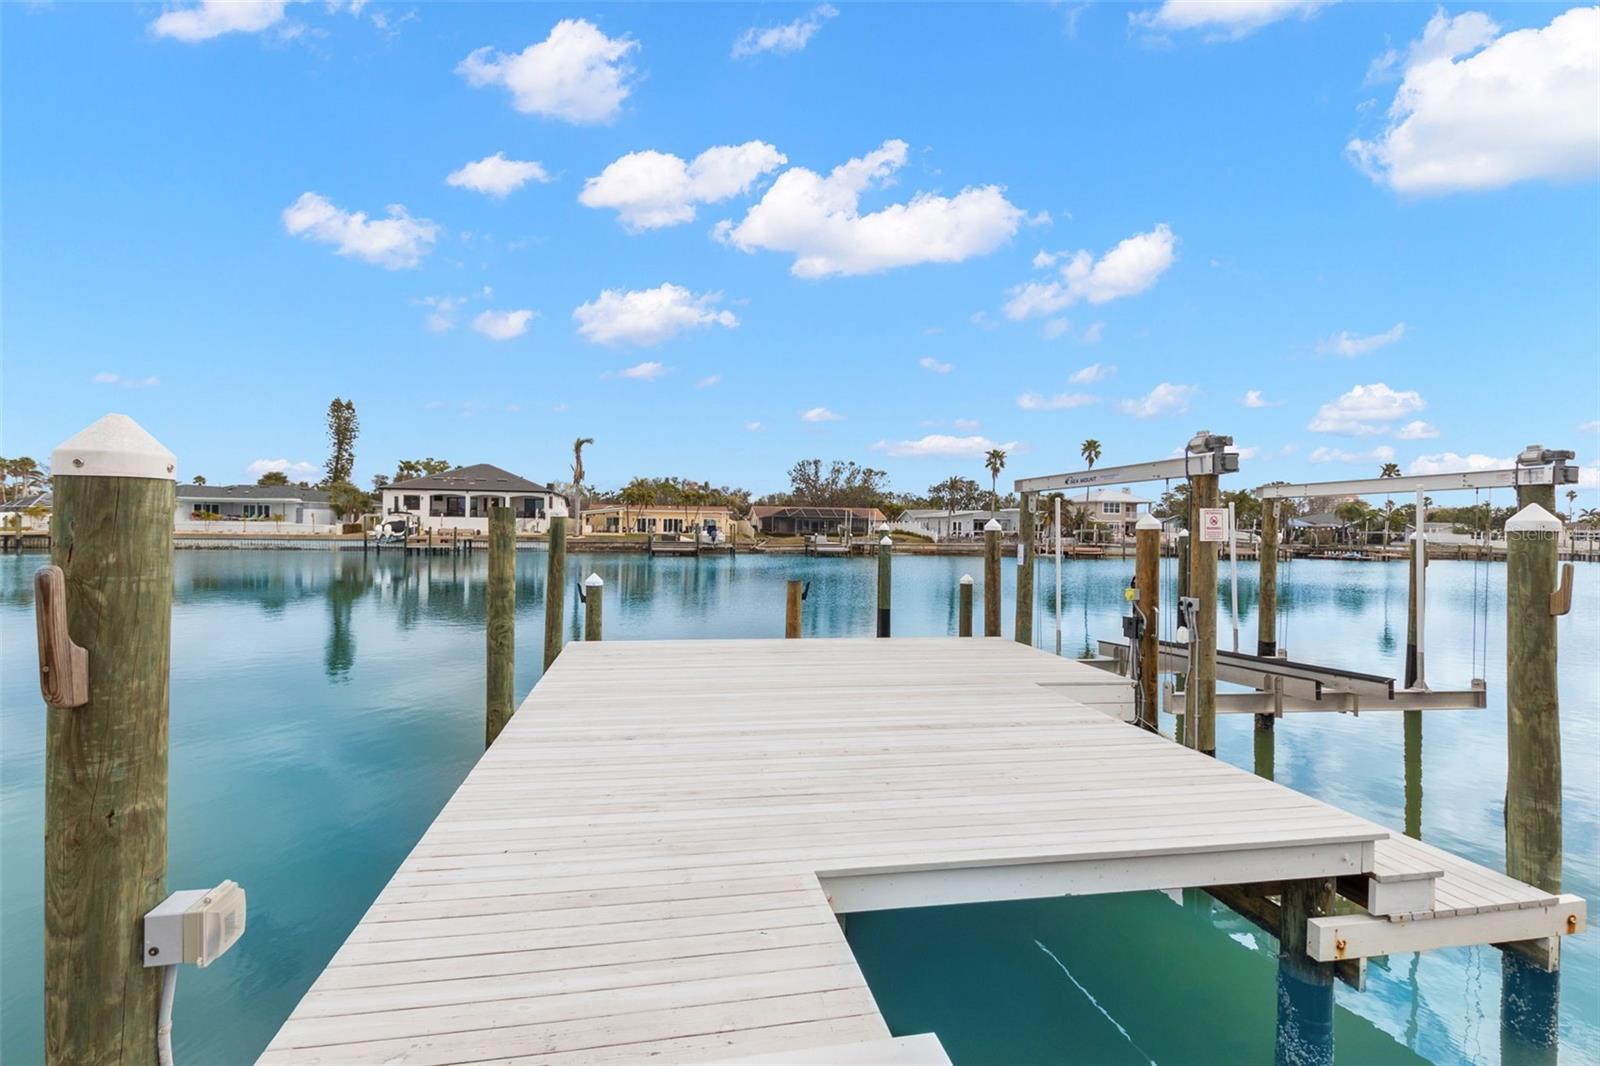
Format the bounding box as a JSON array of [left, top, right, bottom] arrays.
[[177, 484, 329, 503], [903, 508, 1017, 520], [751, 505, 887, 522], [387, 463, 556, 494], [0, 491, 51, 511]]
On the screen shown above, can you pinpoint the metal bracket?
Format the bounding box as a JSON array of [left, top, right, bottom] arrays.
[[1551, 563, 1574, 617], [35, 566, 89, 708]]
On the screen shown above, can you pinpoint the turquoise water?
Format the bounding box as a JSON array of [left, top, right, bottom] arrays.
[[1, 549, 1595, 1064]]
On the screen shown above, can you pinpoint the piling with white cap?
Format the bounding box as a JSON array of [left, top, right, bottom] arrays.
[[544, 516, 567, 670], [45, 414, 175, 1065], [958, 574, 974, 637], [1505, 503, 1564, 897], [983, 519, 1003, 637], [584, 572, 605, 643], [876, 535, 893, 638], [1014, 494, 1034, 647], [486, 503, 516, 746]]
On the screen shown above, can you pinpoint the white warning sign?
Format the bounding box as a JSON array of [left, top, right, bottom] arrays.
[[1199, 507, 1229, 543]]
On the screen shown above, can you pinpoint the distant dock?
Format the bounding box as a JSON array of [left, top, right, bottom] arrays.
[[261, 637, 1584, 1065]]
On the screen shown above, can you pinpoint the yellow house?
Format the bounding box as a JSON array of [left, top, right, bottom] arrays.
[[581, 503, 733, 540]]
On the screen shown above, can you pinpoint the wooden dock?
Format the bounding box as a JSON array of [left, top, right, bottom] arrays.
[[262, 638, 1584, 1065]]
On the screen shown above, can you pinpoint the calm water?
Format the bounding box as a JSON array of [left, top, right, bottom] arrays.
[[1, 549, 1596, 1064]]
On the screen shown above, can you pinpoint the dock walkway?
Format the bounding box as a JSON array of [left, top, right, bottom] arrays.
[[262, 638, 1581, 1065]]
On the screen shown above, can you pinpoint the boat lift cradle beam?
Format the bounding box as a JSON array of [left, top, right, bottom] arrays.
[[1015, 435, 1239, 496]]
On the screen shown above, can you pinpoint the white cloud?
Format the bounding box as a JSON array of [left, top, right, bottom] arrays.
[[1580, 420, 1600, 433], [247, 458, 319, 479], [919, 356, 953, 374], [1004, 224, 1176, 320], [150, 0, 289, 41], [282, 192, 438, 269], [1407, 451, 1513, 475], [1042, 318, 1071, 340], [573, 284, 737, 346], [1017, 391, 1097, 411], [1081, 322, 1105, 344], [613, 361, 667, 380], [715, 140, 1024, 277], [1348, 7, 1600, 194], [1310, 444, 1398, 464], [92, 372, 159, 388], [1241, 389, 1279, 408], [954, 418, 980, 431], [1394, 419, 1440, 440], [581, 142, 786, 230], [1307, 382, 1425, 435], [457, 19, 638, 124], [875, 434, 1019, 459], [696, 374, 722, 388], [745, 421, 764, 431], [419, 295, 465, 333], [1131, 0, 1333, 40], [446, 153, 551, 197], [1318, 321, 1405, 356], [472, 308, 536, 340], [1069, 362, 1116, 384], [732, 3, 837, 58], [801, 406, 842, 422], [1120, 382, 1198, 418], [1032, 249, 1059, 269]]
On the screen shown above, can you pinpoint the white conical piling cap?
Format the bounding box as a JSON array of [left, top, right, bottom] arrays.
[[984, 519, 1002, 532], [879, 535, 892, 547], [584, 572, 604, 587], [1505, 503, 1562, 534], [960, 573, 974, 585], [1136, 513, 1161, 530], [878, 522, 891, 533], [53, 413, 175, 480]]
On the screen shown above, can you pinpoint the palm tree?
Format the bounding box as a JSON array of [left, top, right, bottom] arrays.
[[192, 475, 207, 486], [571, 437, 594, 532], [1379, 462, 1401, 479], [1079, 439, 1102, 543], [1567, 489, 1578, 521], [983, 449, 1007, 516]]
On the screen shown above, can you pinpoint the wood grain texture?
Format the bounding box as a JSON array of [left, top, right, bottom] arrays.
[[46, 474, 173, 1066], [485, 506, 515, 747]]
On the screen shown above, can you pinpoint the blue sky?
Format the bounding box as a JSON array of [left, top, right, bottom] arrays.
[[4, 1, 1598, 500]]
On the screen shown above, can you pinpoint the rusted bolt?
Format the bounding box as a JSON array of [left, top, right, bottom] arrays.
[[1335, 937, 1348, 959], [1568, 914, 1580, 934]]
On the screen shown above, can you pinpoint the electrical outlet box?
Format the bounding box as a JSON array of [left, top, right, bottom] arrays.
[[144, 881, 246, 968]]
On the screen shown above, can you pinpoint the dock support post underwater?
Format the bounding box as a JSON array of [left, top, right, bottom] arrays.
[[983, 519, 1002, 637], [958, 574, 973, 637], [43, 415, 175, 1066], [584, 573, 603, 642], [485, 505, 515, 746], [876, 534, 892, 638], [1276, 878, 1336, 1066], [785, 579, 803, 638], [1014, 495, 1034, 647], [543, 518, 566, 670]]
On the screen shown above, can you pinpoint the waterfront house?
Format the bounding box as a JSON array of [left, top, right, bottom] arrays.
[[176, 484, 334, 530], [1060, 488, 1151, 543], [898, 508, 1020, 541], [751, 505, 887, 537], [0, 490, 51, 530], [380, 464, 567, 534], [580, 502, 732, 540]]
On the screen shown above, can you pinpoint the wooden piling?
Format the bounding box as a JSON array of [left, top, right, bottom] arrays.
[[543, 517, 566, 671], [1189, 472, 1219, 756], [1276, 878, 1337, 1066], [1134, 514, 1160, 731], [1404, 709, 1423, 840], [584, 573, 604, 642], [44, 415, 175, 1066], [875, 534, 892, 638], [485, 505, 515, 747], [785, 579, 803, 638], [1258, 500, 1278, 657], [958, 574, 973, 637], [983, 519, 1001, 637], [1014, 495, 1034, 647], [1505, 503, 1562, 895], [1177, 530, 1190, 599], [1405, 534, 1424, 689]]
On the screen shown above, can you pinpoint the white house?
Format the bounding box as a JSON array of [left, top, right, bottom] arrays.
[[1065, 488, 1151, 543], [380, 464, 567, 534], [175, 484, 335, 530], [898, 508, 1019, 541]]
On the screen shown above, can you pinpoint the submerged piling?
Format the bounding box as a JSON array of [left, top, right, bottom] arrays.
[[44, 415, 175, 1066], [485, 505, 515, 746], [958, 574, 973, 637], [1276, 878, 1337, 1066], [983, 519, 1002, 637], [1014, 495, 1034, 647], [543, 517, 566, 670]]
